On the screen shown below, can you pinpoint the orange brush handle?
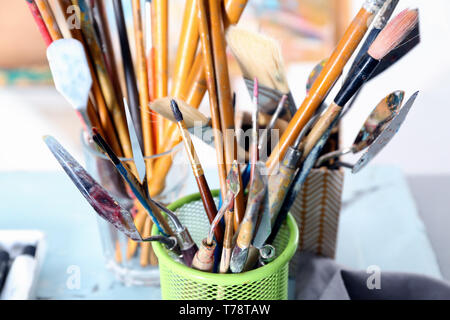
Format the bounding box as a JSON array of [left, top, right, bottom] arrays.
[[35, 0, 62, 41], [153, 0, 169, 153], [266, 8, 374, 173], [197, 0, 227, 198], [132, 0, 154, 178]]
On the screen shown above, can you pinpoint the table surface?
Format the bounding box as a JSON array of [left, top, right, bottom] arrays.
[[0, 166, 442, 299]]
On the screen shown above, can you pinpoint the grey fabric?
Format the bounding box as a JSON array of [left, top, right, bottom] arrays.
[[295, 252, 450, 300]]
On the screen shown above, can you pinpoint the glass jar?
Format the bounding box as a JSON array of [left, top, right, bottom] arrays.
[[82, 134, 188, 286]]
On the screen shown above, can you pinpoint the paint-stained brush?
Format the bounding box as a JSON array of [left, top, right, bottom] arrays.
[[302, 9, 419, 159], [227, 27, 296, 118], [268, 92, 419, 245], [170, 100, 223, 244], [230, 165, 267, 274], [46, 39, 92, 131], [266, 0, 389, 173], [151, 201, 198, 267], [112, 0, 143, 147]]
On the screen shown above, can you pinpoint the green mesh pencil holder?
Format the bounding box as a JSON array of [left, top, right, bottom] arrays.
[[152, 190, 299, 300]]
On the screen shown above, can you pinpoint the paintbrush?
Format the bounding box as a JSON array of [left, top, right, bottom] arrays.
[[170, 99, 223, 244], [112, 0, 143, 148], [131, 0, 155, 174], [230, 164, 267, 274], [302, 9, 419, 159], [250, 79, 260, 183], [208, 161, 240, 247], [266, 0, 389, 173], [92, 128, 174, 237], [91, 0, 124, 107], [151, 200, 198, 267], [226, 27, 296, 118], [26, 0, 53, 46], [43, 136, 178, 251], [208, 0, 246, 231], [152, 0, 169, 153], [317, 90, 404, 167], [349, 0, 400, 79], [34, 0, 62, 41], [259, 95, 288, 161], [191, 239, 217, 272]]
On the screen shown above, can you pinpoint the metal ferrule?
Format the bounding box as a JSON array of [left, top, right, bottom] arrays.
[[282, 147, 303, 169], [363, 0, 387, 14], [174, 227, 196, 251], [373, 0, 399, 29]]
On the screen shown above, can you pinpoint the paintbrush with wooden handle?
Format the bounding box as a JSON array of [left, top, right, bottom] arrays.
[[266, 0, 389, 173], [302, 9, 419, 159], [170, 99, 223, 244]]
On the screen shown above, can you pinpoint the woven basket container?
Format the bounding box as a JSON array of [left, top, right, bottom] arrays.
[[289, 168, 345, 275], [152, 190, 299, 300]]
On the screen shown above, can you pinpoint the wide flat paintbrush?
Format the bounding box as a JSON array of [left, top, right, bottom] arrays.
[[170, 100, 223, 244], [226, 27, 296, 118], [266, 0, 388, 173]]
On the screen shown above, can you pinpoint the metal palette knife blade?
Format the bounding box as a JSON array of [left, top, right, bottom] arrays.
[[43, 135, 143, 242], [352, 91, 419, 173]]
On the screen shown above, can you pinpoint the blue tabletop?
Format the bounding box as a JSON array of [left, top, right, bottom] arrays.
[[0, 166, 442, 299]]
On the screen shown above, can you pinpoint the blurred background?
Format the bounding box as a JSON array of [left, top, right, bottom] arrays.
[[0, 0, 449, 282], [1, 0, 449, 175]]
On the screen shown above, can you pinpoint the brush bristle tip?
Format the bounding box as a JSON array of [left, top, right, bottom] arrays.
[[170, 99, 183, 122]]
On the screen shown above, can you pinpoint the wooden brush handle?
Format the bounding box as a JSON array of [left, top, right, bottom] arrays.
[[266, 7, 374, 173], [131, 0, 155, 180], [171, 0, 199, 99], [196, 174, 223, 243], [151, 0, 248, 189], [197, 0, 227, 198], [27, 0, 53, 46], [35, 0, 62, 41], [302, 102, 343, 159]]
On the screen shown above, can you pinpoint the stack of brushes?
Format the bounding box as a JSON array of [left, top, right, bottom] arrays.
[[33, 0, 419, 273]]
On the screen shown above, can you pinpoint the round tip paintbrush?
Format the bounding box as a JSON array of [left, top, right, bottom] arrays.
[[170, 100, 223, 244], [302, 8, 419, 158]]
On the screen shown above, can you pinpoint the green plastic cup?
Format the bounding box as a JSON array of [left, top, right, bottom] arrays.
[[152, 190, 299, 300]]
